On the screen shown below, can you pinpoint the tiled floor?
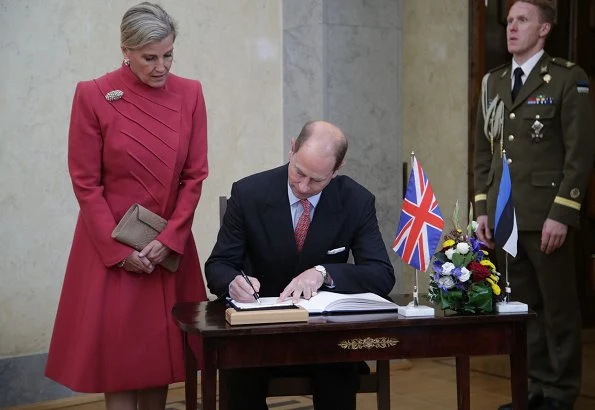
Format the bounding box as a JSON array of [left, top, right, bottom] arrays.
[[11, 346, 595, 410]]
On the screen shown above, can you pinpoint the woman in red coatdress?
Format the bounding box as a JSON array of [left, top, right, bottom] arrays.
[[45, 3, 208, 409]]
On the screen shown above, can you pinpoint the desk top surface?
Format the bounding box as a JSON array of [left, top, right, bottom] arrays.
[[173, 296, 533, 337]]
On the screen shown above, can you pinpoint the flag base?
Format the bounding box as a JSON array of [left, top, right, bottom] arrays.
[[496, 301, 528, 313], [398, 303, 435, 317]]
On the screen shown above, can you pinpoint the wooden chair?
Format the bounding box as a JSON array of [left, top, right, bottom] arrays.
[[218, 196, 391, 409]]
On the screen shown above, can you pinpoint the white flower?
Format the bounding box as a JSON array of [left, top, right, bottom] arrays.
[[445, 248, 456, 260], [441, 262, 455, 275], [459, 267, 471, 282], [438, 276, 456, 289], [471, 221, 479, 232], [456, 242, 470, 254]]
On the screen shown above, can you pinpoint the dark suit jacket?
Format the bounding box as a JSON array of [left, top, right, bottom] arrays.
[[205, 165, 395, 298], [474, 52, 594, 230]]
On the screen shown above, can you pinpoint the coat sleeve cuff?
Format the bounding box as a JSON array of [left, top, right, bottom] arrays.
[[548, 198, 581, 228], [475, 193, 488, 216]]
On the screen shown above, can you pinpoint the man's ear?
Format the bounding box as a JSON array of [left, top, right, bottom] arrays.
[[332, 161, 345, 178], [539, 22, 551, 38], [289, 138, 296, 156]]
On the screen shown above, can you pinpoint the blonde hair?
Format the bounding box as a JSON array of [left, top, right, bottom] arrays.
[[120, 2, 177, 50]]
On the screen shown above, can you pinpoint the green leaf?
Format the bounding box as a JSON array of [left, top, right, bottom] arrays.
[[434, 252, 449, 263], [452, 200, 460, 231], [451, 253, 465, 267], [460, 252, 476, 267], [439, 288, 463, 311], [467, 282, 493, 313], [468, 202, 474, 236]]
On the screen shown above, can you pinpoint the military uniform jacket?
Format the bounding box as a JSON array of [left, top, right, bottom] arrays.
[[474, 52, 594, 231]]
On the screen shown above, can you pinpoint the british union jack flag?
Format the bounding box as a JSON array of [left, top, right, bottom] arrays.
[[393, 156, 444, 271]]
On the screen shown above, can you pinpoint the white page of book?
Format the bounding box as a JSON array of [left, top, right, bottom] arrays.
[[297, 291, 397, 313], [229, 297, 294, 310], [230, 292, 397, 314]]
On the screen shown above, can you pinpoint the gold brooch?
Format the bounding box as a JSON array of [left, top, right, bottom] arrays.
[[105, 90, 124, 101]]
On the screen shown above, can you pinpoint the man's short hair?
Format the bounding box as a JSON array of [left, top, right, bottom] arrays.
[[513, 0, 556, 24]]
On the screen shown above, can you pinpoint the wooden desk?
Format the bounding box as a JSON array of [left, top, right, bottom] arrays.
[[173, 300, 533, 410]]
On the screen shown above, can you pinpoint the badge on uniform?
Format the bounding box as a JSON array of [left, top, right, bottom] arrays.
[[527, 95, 553, 105], [531, 120, 544, 142], [577, 80, 589, 94]]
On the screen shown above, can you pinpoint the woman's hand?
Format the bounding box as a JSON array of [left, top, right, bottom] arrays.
[[120, 250, 154, 274], [139, 240, 171, 266]]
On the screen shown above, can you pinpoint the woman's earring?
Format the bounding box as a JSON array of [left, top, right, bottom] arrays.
[[123, 58, 130, 66]]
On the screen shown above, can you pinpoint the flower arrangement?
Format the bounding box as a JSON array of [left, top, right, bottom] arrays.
[[428, 203, 504, 314]]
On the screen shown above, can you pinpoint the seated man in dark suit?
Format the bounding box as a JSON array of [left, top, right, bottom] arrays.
[[205, 120, 395, 410]]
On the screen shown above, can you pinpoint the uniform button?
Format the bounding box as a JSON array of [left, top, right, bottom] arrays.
[[536, 114, 541, 119], [508, 135, 515, 142], [509, 113, 516, 120], [507, 158, 513, 165], [551, 182, 556, 187]]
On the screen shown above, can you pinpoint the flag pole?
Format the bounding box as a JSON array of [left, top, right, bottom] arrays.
[[413, 270, 419, 306], [505, 253, 510, 303]]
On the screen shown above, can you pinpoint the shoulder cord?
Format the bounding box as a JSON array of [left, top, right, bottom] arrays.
[[481, 73, 504, 157]]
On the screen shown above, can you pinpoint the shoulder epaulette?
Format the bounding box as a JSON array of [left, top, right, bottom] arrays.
[[550, 57, 576, 68], [488, 62, 510, 74]]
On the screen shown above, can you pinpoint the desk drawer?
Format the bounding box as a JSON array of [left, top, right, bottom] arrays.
[[213, 321, 518, 369]]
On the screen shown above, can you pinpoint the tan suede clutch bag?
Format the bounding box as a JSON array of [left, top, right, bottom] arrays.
[[111, 204, 180, 272]]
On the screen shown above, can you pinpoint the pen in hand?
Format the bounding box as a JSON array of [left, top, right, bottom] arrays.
[[240, 271, 261, 304]]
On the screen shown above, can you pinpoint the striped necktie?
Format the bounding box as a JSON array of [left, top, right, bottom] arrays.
[[294, 199, 310, 252]]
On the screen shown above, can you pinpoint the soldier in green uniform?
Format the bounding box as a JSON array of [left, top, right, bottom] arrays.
[[474, 1, 594, 409]]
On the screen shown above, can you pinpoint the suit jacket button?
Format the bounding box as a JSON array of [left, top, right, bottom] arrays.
[[508, 135, 515, 142], [509, 113, 516, 120]]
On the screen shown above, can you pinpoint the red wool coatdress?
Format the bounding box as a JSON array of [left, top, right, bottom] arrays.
[[45, 65, 208, 393]]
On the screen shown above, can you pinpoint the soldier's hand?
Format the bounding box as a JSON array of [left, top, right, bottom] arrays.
[[476, 215, 494, 248], [541, 218, 567, 254]]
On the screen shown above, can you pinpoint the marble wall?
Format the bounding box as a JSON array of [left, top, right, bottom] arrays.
[[401, 0, 469, 292], [283, 0, 403, 268]]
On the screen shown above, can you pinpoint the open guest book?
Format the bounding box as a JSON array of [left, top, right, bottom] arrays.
[[230, 291, 398, 315]]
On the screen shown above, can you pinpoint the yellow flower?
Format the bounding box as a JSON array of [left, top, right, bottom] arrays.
[[480, 259, 496, 271], [481, 250, 489, 255], [443, 239, 455, 248], [486, 277, 501, 295], [489, 274, 499, 282]]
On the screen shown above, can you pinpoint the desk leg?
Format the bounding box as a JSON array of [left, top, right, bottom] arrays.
[[202, 340, 217, 410], [455, 356, 470, 410], [183, 333, 197, 410], [510, 323, 528, 410]]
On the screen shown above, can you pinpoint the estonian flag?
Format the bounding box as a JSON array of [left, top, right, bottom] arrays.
[[494, 152, 518, 257]]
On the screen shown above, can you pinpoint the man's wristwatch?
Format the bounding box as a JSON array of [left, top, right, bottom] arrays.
[[314, 265, 328, 284]]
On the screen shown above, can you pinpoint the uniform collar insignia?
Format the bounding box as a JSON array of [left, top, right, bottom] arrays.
[[543, 73, 551, 84]]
